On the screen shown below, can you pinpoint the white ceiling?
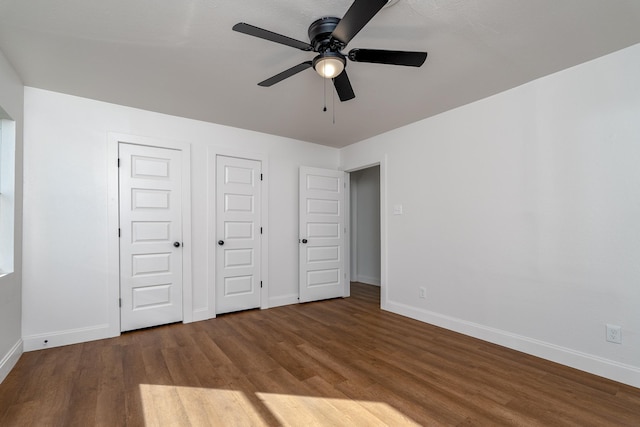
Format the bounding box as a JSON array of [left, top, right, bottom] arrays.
[[1, 0, 639, 148]]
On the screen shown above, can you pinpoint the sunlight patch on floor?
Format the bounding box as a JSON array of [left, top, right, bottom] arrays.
[[139, 384, 419, 426], [139, 384, 268, 426], [255, 392, 420, 426]]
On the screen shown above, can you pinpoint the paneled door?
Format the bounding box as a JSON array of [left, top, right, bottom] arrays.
[[216, 155, 262, 314], [299, 167, 347, 302], [119, 143, 183, 331]]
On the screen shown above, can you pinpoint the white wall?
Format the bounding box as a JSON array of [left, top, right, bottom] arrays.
[[22, 87, 339, 350], [350, 166, 381, 285], [0, 49, 23, 383], [341, 43, 640, 388]]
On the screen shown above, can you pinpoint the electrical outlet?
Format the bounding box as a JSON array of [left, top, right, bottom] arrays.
[[606, 324, 622, 344], [419, 287, 426, 299]]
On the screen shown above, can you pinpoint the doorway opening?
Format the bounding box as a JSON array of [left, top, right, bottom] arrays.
[[349, 165, 381, 296]]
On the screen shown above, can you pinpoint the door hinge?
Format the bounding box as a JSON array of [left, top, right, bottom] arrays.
[[260, 173, 263, 181], [118, 228, 121, 237], [117, 158, 120, 168], [119, 298, 122, 307], [260, 281, 263, 289], [260, 227, 263, 234]]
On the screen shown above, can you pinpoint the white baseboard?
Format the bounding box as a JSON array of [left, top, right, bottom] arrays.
[[0, 339, 23, 383], [386, 300, 640, 389], [356, 275, 381, 286], [23, 324, 114, 352], [269, 293, 299, 308]]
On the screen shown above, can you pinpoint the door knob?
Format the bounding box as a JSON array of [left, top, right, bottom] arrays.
[[218, 240, 224, 246], [301, 239, 308, 244], [173, 242, 181, 248]]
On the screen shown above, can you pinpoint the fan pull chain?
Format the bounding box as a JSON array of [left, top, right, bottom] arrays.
[[323, 74, 327, 112]]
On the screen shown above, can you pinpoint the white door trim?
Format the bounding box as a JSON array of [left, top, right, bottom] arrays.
[[107, 132, 192, 337], [343, 156, 387, 310], [207, 147, 269, 318], [344, 173, 351, 298]]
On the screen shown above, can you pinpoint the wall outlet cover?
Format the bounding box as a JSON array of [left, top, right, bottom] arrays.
[[606, 324, 622, 344]]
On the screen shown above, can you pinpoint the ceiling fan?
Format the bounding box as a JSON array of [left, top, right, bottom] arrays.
[[232, 0, 427, 102]]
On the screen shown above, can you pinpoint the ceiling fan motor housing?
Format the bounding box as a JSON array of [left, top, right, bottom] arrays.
[[308, 17, 344, 52]]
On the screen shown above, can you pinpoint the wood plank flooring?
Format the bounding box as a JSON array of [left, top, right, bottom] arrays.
[[1, 282, 639, 426]]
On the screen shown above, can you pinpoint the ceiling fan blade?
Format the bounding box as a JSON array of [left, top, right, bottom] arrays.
[[331, 0, 388, 46], [233, 23, 313, 51], [333, 70, 356, 102], [348, 48, 427, 67], [258, 61, 313, 87]]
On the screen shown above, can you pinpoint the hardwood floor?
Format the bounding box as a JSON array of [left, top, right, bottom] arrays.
[[1, 282, 639, 426]]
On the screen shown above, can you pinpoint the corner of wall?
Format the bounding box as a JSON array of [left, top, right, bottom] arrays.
[[0, 339, 23, 384], [0, 46, 24, 387]]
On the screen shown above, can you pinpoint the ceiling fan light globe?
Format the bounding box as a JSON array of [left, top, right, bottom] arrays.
[[314, 56, 345, 79]]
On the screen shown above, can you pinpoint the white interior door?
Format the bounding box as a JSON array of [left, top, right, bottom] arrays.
[[299, 167, 346, 302], [119, 143, 183, 331], [216, 155, 262, 314]]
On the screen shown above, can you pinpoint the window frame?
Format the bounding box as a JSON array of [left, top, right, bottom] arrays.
[[0, 114, 16, 276]]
